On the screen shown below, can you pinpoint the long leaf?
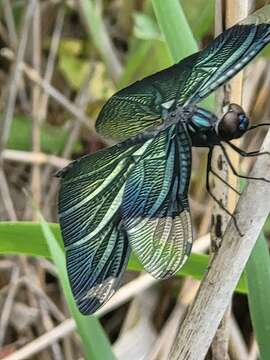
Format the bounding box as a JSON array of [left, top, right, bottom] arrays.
[[78, 0, 122, 83], [118, 40, 171, 88], [151, 0, 214, 110], [151, 0, 197, 61], [0, 221, 246, 293], [246, 233, 270, 360], [39, 217, 116, 360]]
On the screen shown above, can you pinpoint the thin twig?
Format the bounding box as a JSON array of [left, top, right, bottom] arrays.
[[31, 0, 42, 218], [0, 48, 94, 131], [39, 299, 63, 360], [2, 318, 75, 360], [149, 279, 200, 360], [38, 6, 65, 123], [0, 1, 36, 221], [2, 0, 18, 48], [42, 67, 94, 217], [0, 169, 17, 220], [229, 316, 249, 360], [2, 0, 29, 111], [23, 277, 65, 323], [0, 0, 36, 151], [0, 276, 65, 323], [2, 149, 69, 168], [0, 265, 20, 346], [78, 0, 123, 83], [2, 274, 157, 360]]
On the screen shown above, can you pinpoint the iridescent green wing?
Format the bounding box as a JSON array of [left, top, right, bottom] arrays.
[[96, 16, 270, 142], [186, 22, 270, 105], [121, 123, 193, 279], [58, 132, 181, 313], [58, 143, 142, 314]]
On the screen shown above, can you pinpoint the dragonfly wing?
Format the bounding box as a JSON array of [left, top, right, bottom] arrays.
[[121, 124, 193, 279], [96, 11, 270, 142], [58, 143, 141, 314], [186, 21, 270, 105]]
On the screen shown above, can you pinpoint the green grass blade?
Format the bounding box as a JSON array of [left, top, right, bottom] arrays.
[[182, 0, 215, 40], [0, 221, 62, 257], [151, 0, 213, 110], [151, 0, 197, 61], [118, 40, 171, 88], [246, 233, 270, 360], [79, 0, 122, 83], [0, 221, 246, 293], [6, 115, 81, 154], [39, 217, 116, 360]]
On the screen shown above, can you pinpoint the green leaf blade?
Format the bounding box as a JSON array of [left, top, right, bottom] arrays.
[[0, 221, 246, 294], [151, 0, 198, 62], [246, 233, 270, 360]]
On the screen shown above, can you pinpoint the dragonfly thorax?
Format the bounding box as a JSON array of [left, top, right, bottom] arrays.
[[186, 107, 219, 147], [187, 104, 249, 147]]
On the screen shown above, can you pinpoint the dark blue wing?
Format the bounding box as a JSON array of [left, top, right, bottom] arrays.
[[121, 124, 193, 279], [96, 12, 270, 142], [186, 22, 270, 105], [58, 127, 192, 313], [58, 144, 141, 314]]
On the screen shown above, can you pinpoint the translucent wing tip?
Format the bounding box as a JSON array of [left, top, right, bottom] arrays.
[[74, 278, 116, 315], [152, 254, 189, 280], [66, 247, 122, 315], [154, 238, 193, 280], [76, 295, 103, 315], [63, 227, 130, 315]]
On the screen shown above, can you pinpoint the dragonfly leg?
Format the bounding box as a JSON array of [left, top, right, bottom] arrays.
[[220, 143, 270, 183], [206, 149, 243, 236], [246, 123, 270, 132], [209, 167, 241, 196], [227, 141, 270, 157]]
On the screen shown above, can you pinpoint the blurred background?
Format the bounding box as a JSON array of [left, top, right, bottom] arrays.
[[0, 1, 270, 359]]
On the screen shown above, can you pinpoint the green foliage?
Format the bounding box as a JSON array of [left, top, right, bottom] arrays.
[[151, 0, 214, 110], [151, 0, 197, 62], [182, 0, 215, 39], [118, 0, 215, 94], [119, 40, 172, 88], [6, 115, 81, 154], [240, 175, 270, 359], [58, 38, 115, 99], [133, 12, 162, 41], [262, 216, 270, 235], [0, 221, 247, 294], [246, 234, 270, 360], [59, 53, 90, 90]]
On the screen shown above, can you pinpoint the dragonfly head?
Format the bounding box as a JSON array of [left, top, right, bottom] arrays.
[[216, 104, 249, 141]]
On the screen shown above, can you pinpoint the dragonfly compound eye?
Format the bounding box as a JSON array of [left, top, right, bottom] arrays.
[[216, 103, 249, 141]]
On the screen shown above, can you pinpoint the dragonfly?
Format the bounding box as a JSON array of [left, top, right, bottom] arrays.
[[57, 10, 270, 315]]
